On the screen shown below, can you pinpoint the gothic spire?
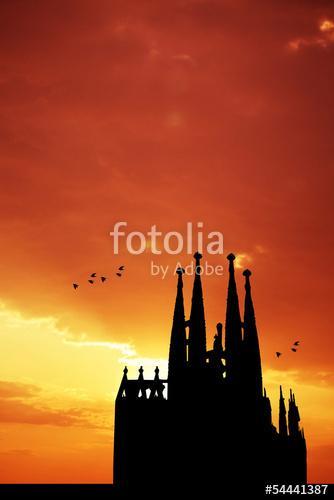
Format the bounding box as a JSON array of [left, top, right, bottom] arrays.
[[225, 253, 242, 382], [288, 389, 301, 437], [116, 366, 128, 401], [168, 268, 187, 387], [242, 269, 263, 399], [279, 386, 288, 437], [188, 252, 207, 368]]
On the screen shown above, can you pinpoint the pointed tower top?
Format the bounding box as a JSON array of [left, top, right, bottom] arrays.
[[168, 265, 187, 389], [279, 385, 288, 437], [194, 252, 202, 273], [154, 366, 160, 378], [176, 267, 185, 289], [139, 366, 144, 375], [288, 389, 301, 437], [188, 251, 206, 367], [242, 264, 262, 399], [225, 252, 242, 382], [116, 366, 129, 400], [243, 269, 252, 293], [194, 251, 202, 261], [263, 387, 267, 397]]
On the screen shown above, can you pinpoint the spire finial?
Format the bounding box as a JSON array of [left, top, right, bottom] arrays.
[[280, 385, 283, 398], [155, 366, 160, 377], [176, 267, 185, 289], [123, 366, 128, 375], [227, 253, 236, 274], [194, 252, 202, 273], [194, 251, 202, 261], [139, 366, 144, 375]]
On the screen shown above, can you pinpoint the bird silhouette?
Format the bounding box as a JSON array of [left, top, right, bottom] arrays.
[[116, 272, 122, 277], [88, 279, 94, 284], [101, 276, 107, 282], [293, 341, 300, 346], [90, 273, 96, 277], [118, 266, 125, 271], [276, 352, 282, 358], [291, 348, 297, 352], [73, 283, 79, 290]]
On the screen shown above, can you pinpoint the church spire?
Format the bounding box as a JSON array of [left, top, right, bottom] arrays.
[[168, 267, 187, 385], [242, 269, 263, 399], [279, 386, 288, 437], [188, 252, 206, 368], [225, 253, 242, 382]]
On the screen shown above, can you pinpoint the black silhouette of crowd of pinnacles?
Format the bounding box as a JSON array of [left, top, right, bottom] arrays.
[[112, 252, 307, 496]]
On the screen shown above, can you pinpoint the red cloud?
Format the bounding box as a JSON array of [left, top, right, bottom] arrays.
[[0, 380, 111, 429], [0, 381, 40, 399]]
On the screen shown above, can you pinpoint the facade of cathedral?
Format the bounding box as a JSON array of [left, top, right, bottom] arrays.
[[113, 253, 307, 494]]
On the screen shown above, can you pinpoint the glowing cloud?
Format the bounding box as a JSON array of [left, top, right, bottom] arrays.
[[288, 19, 334, 52]]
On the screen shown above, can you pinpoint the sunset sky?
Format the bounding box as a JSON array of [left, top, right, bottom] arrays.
[[0, 0, 333, 484]]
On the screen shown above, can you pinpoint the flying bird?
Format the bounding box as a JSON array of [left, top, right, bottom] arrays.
[[291, 348, 297, 352], [276, 352, 282, 358], [116, 272, 122, 277], [101, 276, 107, 282], [88, 279, 94, 284], [90, 273, 96, 277], [73, 283, 79, 290], [118, 266, 125, 271], [293, 341, 300, 346]]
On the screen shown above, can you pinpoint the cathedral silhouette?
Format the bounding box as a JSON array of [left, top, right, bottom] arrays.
[[113, 253, 307, 495]]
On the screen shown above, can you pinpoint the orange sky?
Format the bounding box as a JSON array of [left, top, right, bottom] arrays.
[[0, 0, 333, 484]]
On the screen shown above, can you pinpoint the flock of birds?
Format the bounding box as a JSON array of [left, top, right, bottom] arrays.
[[276, 340, 300, 358], [72, 266, 125, 290]]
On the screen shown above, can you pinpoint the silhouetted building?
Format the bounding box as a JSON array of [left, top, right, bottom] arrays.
[[113, 253, 307, 495]]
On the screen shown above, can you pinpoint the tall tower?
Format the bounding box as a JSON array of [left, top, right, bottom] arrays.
[[188, 252, 207, 369], [242, 269, 263, 399], [225, 253, 242, 382], [168, 267, 187, 396]]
